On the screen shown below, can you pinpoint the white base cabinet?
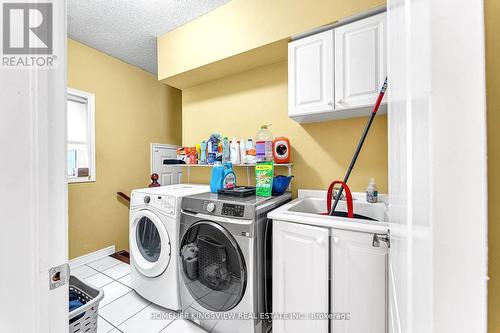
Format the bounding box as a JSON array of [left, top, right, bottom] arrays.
[[273, 221, 388, 333], [330, 229, 388, 333], [273, 221, 330, 333]]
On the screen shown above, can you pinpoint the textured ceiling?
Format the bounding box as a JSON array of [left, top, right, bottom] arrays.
[[68, 0, 231, 74]]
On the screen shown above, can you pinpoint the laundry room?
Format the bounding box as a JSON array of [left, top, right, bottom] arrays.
[[0, 0, 495, 333]]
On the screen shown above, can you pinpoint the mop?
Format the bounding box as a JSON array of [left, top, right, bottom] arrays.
[[328, 77, 388, 218]]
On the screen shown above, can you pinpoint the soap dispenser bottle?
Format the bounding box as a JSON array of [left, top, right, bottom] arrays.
[[366, 178, 378, 203]]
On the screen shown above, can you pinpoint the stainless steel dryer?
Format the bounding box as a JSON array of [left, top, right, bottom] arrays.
[[179, 192, 291, 333]]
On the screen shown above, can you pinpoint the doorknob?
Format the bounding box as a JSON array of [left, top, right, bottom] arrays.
[[372, 232, 390, 248]]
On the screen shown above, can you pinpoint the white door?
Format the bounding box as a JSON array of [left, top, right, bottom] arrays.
[[273, 221, 329, 333], [0, 1, 68, 332], [334, 12, 386, 109], [330, 229, 388, 333], [387, 0, 487, 332], [151, 143, 182, 185], [288, 29, 334, 117]]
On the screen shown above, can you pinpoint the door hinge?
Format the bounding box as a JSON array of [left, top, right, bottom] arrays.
[[372, 230, 390, 248], [49, 263, 70, 290]]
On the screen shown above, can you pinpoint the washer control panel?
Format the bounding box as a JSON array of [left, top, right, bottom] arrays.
[[221, 203, 245, 217]]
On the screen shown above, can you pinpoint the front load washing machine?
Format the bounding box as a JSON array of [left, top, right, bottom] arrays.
[[129, 184, 209, 310], [179, 192, 291, 333]]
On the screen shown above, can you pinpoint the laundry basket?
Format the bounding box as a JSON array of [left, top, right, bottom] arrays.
[[69, 275, 104, 333], [198, 235, 230, 291]]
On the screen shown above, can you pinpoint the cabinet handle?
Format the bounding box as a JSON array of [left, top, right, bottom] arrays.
[[332, 236, 340, 244], [336, 99, 344, 104], [328, 100, 333, 107]]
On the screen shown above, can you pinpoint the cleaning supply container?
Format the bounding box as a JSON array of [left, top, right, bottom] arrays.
[[256, 125, 274, 162], [230, 138, 241, 164], [210, 163, 237, 192], [69, 275, 104, 333], [273, 137, 291, 164], [222, 137, 230, 163], [366, 178, 378, 203]]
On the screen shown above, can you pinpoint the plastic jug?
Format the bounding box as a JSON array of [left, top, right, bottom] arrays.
[[230, 137, 240, 164], [256, 125, 274, 162], [210, 163, 237, 193]]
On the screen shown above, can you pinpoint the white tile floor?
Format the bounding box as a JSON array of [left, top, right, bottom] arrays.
[[72, 256, 207, 333]]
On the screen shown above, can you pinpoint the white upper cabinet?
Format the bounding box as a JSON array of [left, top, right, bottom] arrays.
[[288, 12, 387, 123], [334, 12, 387, 110], [288, 29, 334, 118]]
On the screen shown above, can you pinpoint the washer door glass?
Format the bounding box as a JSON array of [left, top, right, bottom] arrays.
[[180, 221, 247, 312], [131, 210, 171, 277], [136, 216, 162, 262]]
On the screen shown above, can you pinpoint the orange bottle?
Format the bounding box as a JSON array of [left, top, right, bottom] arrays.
[[273, 137, 291, 164]]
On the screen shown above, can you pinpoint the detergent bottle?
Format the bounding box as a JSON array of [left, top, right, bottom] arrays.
[[222, 163, 237, 189], [230, 138, 241, 164], [210, 163, 237, 192], [210, 163, 224, 193]]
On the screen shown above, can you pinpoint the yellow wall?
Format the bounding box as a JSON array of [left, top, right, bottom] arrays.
[[67, 39, 182, 259], [182, 61, 388, 194], [486, 0, 500, 331], [158, 0, 385, 83]]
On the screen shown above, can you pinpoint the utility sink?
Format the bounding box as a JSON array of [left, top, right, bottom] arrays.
[[268, 190, 389, 233], [287, 197, 387, 221]]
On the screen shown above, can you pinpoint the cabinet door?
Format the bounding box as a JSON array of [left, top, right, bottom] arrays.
[[331, 229, 388, 333], [288, 29, 334, 117], [334, 12, 386, 109], [273, 221, 330, 333]]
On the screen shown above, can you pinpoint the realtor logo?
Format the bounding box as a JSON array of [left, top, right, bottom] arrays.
[[3, 2, 52, 54], [2, 1, 55, 68]]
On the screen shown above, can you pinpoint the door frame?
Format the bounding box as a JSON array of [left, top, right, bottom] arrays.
[[387, 0, 488, 332], [0, 0, 68, 331]]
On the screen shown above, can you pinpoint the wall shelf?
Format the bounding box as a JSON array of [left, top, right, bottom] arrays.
[[180, 163, 294, 185]]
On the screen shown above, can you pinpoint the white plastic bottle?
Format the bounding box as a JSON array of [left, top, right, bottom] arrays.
[[246, 139, 256, 164], [256, 125, 274, 162], [366, 178, 378, 203], [240, 138, 247, 164], [230, 137, 240, 164]]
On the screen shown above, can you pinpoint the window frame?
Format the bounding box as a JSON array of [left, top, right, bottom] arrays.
[[67, 88, 96, 183]]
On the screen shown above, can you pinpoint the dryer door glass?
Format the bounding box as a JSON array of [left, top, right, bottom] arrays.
[[180, 221, 247, 312], [136, 216, 161, 262]]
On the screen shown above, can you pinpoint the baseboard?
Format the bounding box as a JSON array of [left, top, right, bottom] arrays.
[[69, 245, 116, 269]]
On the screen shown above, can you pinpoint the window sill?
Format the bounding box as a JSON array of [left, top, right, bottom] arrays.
[[68, 177, 96, 184]]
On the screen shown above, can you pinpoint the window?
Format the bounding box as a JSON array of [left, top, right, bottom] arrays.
[[67, 88, 95, 183]]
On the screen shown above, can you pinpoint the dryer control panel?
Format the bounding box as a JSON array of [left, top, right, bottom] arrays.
[[221, 203, 245, 217]]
